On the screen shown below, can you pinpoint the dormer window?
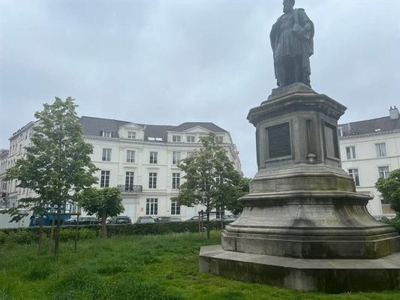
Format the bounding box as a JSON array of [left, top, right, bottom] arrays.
[[337, 127, 343, 137], [128, 131, 136, 139], [172, 135, 181, 142], [101, 130, 112, 137]]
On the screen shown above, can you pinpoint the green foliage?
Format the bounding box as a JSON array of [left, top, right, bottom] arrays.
[[0, 233, 399, 299], [0, 221, 229, 245], [386, 216, 400, 233], [3, 97, 98, 255], [376, 168, 400, 214], [6, 229, 36, 245], [0, 231, 8, 244], [79, 187, 124, 237], [176, 133, 247, 237]]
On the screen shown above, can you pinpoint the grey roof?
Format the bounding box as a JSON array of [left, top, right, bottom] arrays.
[[79, 116, 132, 137], [79, 116, 227, 141], [170, 122, 227, 133], [339, 116, 400, 137]]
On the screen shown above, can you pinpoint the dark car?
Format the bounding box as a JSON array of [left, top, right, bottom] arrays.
[[109, 216, 132, 224], [154, 216, 182, 223], [65, 216, 98, 225], [135, 216, 155, 224], [185, 216, 201, 222], [222, 215, 238, 222]]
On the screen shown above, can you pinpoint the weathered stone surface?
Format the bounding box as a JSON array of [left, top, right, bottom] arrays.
[[200, 245, 400, 292], [200, 84, 400, 292]]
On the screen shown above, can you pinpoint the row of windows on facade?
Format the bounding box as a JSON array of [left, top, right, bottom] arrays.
[[146, 198, 181, 215], [102, 149, 182, 165], [345, 143, 387, 160], [101, 130, 224, 143], [100, 170, 181, 190], [8, 131, 32, 155], [347, 166, 390, 187]]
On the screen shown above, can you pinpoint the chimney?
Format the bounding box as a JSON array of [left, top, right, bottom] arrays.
[[389, 106, 399, 120]]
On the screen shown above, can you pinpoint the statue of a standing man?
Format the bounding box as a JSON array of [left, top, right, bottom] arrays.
[[270, 0, 314, 87]]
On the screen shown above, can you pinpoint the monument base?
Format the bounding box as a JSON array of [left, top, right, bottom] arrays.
[[200, 245, 400, 292]]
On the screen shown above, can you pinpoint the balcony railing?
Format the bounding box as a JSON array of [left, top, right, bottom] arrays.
[[117, 185, 143, 193]]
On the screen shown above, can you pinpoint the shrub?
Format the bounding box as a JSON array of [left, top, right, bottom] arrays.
[[78, 228, 97, 239], [387, 216, 400, 233], [59, 228, 77, 242], [7, 229, 36, 244], [0, 221, 228, 244], [0, 231, 8, 244]]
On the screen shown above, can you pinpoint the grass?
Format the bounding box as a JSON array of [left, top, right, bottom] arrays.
[[0, 231, 399, 300]]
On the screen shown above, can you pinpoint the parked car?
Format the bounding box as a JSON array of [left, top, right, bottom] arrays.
[[135, 216, 155, 224], [108, 216, 132, 224], [154, 216, 171, 223], [222, 215, 238, 222], [154, 216, 182, 223], [64, 216, 98, 226], [185, 216, 201, 222]]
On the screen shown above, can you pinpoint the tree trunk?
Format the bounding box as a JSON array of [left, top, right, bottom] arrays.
[[101, 208, 107, 238], [206, 195, 210, 239], [54, 206, 61, 256]]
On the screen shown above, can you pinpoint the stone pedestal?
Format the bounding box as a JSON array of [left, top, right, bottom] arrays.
[[199, 84, 400, 292]]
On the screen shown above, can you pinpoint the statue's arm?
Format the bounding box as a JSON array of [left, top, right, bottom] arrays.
[[270, 19, 281, 51], [295, 9, 314, 40]]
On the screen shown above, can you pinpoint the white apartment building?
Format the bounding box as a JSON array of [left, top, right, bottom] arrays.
[[0, 149, 9, 207], [1, 121, 37, 209], [1, 116, 242, 222], [339, 106, 400, 218]]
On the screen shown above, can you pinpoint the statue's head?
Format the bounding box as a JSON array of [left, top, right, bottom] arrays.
[[283, 0, 295, 13]]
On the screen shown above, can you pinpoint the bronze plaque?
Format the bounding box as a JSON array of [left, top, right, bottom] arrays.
[[267, 123, 291, 158]]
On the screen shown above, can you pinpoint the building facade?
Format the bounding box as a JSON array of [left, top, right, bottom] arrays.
[[1, 122, 37, 209], [339, 107, 400, 218], [2, 116, 241, 222]]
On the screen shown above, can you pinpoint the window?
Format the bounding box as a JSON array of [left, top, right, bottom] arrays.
[[126, 150, 135, 163], [149, 172, 157, 189], [125, 172, 134, 190], [100, 170, 110, 187], [186, 136, 195, 143], [172, 151, 181, 165], [378, 166, 390, 179], [375, 143, 387, 157], [146, 198, 158, 215], [102, 148, 112, 161], [128, 131, 136, 139], [171, 200, 180, 215], [102, 131, 112, 137], [337, 127, 343, 137], [172, 135, 181, 142], [348, 169, 360, 186], [346, 146, 356, 159], [149, 151, 158, 164], [215, 136, 223, 143], [172, 173, 180, 189]]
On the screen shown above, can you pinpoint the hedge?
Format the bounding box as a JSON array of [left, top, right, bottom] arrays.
[[0, 221, 229, 245]]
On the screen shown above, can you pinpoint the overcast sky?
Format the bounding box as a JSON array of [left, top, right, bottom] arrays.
[[0, 0, 399, 177]]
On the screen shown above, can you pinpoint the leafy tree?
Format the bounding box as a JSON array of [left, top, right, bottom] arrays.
[[5, 97, 98, 255], [79, 187, 124, 238], [176, 133, 246, 238], [376, 168, 400, 215], [222, 176, 251, 216]]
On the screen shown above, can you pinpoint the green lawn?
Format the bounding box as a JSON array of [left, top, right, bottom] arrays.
[[0, 231, 399, 300]]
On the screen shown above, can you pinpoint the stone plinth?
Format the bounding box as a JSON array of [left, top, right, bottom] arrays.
[[199, 84, 400, 291], [200, 245, 400, 293]]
